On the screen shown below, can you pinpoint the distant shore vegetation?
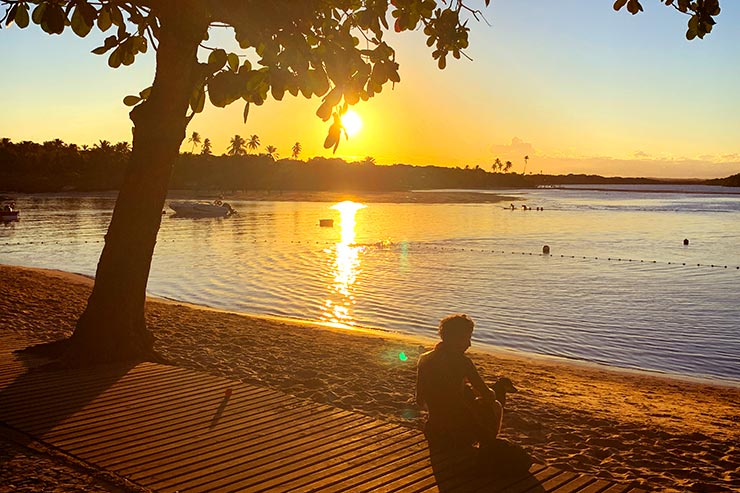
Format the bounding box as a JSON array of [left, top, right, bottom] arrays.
[[1, 137, 737, 193]]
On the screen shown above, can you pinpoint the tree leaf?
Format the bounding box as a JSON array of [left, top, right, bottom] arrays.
[[71, 4, 94, 38], [41, 5, 65, 35], [208, 49, 228, 70], [190, 86, 206, 113], [31, 3, 46, 25], [123, 95, 141, 106], [97, 6, 111, 32], [613, 0, 628, 10], [227, 53, 239, 72], [5, 4, 17, 27], [15, 4, 29, 28], [243, 101, 250, 123]]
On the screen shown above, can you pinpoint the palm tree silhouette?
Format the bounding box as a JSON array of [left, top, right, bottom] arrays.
[[227, 135, 247, 156], [493, 158, 502, 172], [524, 155, 529, 175], [94, 140, 112, 152], [505, 160, 512, 172], [265, 145, 278, 159], [201, 138, 212, 156], [247, 134, 260, 153], [187, 131, 201, 153], [291, 142, 302, 159]]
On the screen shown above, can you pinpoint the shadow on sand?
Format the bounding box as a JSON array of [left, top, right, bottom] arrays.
[[429, 444, 545, 492], [0, 350, 136, 466]]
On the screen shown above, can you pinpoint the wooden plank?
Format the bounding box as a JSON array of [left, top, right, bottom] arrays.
[[255, 429, 426, 492], [45, 382, 273, 443], [130, 407, 363, 485], [244, 428, 424, 493], [86, 390, 305, 462], [148, 418, 398, 491], [0, 358, 652, 493]]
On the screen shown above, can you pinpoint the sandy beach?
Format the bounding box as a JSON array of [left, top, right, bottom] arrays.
[[1, 264, 739, 492]]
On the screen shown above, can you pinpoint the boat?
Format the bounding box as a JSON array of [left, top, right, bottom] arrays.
[[1, 200, 19, 222], [319, 219, 334, 227], [169, 199, 236, 217]]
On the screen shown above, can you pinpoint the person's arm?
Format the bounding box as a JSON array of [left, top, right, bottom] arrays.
[[416, 363, 427, 409], [464, 359, 496, 402]]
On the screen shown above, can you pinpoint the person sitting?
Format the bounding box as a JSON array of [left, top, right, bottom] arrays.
[[416, 314, 502, 449]]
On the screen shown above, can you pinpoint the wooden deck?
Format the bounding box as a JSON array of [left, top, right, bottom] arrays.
[[0, 348, 646, 492]]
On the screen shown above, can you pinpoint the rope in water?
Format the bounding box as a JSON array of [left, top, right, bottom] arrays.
[[3, 238, 739, 270]]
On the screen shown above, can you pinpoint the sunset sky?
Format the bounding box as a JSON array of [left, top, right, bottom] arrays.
[[2, 2, 739, 178]]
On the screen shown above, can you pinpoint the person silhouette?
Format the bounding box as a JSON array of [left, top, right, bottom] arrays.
[[416, 314, 502, 449]]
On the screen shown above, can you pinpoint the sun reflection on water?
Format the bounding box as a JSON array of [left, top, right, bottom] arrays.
[[321, 201, 367, 326]]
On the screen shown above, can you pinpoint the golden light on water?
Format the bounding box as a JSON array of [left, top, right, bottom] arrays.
[[322, 201, 367, 326]]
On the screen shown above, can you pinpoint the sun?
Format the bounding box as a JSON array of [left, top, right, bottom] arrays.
[[341, 109, 363, 137]]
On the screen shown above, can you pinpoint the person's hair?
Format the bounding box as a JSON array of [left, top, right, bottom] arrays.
[[438, 313, 475, 341]]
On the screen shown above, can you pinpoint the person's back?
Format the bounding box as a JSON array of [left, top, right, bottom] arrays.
[[416, 314, 502, 449]]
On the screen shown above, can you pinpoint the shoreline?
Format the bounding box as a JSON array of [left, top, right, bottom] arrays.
[[14, 265, 740, 390], [2, 264, 739, 491]]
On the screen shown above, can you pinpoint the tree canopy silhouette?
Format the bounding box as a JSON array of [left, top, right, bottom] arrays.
[[0, 0, 721, 365]]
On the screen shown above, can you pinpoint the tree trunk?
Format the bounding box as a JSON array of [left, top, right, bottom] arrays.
[[24, 4, 208, 364]]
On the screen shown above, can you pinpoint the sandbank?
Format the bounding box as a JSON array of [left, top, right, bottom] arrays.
[[1, 264, 739, 492]]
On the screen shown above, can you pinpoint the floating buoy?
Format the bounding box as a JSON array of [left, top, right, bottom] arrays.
[[683, 238, 689, 246], [542, 245, 550, 254]]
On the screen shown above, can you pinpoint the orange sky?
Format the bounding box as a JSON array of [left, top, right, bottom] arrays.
[[1, 2, 739, 179]]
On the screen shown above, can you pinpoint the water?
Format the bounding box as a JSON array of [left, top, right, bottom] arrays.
[[2, 187, 739, 383]]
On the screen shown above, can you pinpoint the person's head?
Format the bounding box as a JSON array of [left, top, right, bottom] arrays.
[[438, 314, 475, 353]]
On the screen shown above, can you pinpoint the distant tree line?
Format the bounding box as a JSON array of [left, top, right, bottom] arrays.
[[0, 138, 532, 193], [705, 173, 740, 187], [2, 138, 735, 193]]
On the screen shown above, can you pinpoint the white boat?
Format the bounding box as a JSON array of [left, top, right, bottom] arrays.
[[169, 200, 236, 217], [1, 200, 19, 222]]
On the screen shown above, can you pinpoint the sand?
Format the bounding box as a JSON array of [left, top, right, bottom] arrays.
[[1, 264, 739, 492]]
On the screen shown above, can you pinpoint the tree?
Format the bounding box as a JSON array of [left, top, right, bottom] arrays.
[[94, 140, 112, 152], [201, 137, 212, 156], [113, 141, 131, 154], [246, 134, 260, 154], [523, 155, 529, 175], [504, 160, 512, 173], [291, 142, 301, 160], [265, 145, 278, 159], [492, 158, 502, 173], [187, 131, 201, 153], [227, 134, 246, 156], [0, 0, 719, 365]]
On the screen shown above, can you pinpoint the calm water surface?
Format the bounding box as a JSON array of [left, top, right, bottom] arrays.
[[2, 187, 739, 383]]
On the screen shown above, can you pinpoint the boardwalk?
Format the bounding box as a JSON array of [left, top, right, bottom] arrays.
[[0, 347, 645, 492]]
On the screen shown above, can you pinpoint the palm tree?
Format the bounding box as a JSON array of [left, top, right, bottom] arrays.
[[493, 158, 502, 172], [227, 134, 247, 156], [265, 145, 278, 159], [523, 155, 529, 175], [504, 160, 512, 172], [291, 141, 302, 159], [247, 134, 260, 153], [187, 131, 201, 153], [113, 141, 131, 154], [362, 156, 376, 166], [201, 138, 212, 156], [94, 140, 112, 151]]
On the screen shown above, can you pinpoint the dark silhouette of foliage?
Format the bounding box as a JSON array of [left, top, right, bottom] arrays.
[[0, 0, 719, 365]]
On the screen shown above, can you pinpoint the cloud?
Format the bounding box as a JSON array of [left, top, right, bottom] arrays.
[[488, 137, 535, 160], [531, 155, 740, 179]]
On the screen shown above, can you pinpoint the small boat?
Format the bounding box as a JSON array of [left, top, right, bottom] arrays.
[[319, 219, 334, 227], [1, 200, 19, 222], [169, 199, 236, 218]]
